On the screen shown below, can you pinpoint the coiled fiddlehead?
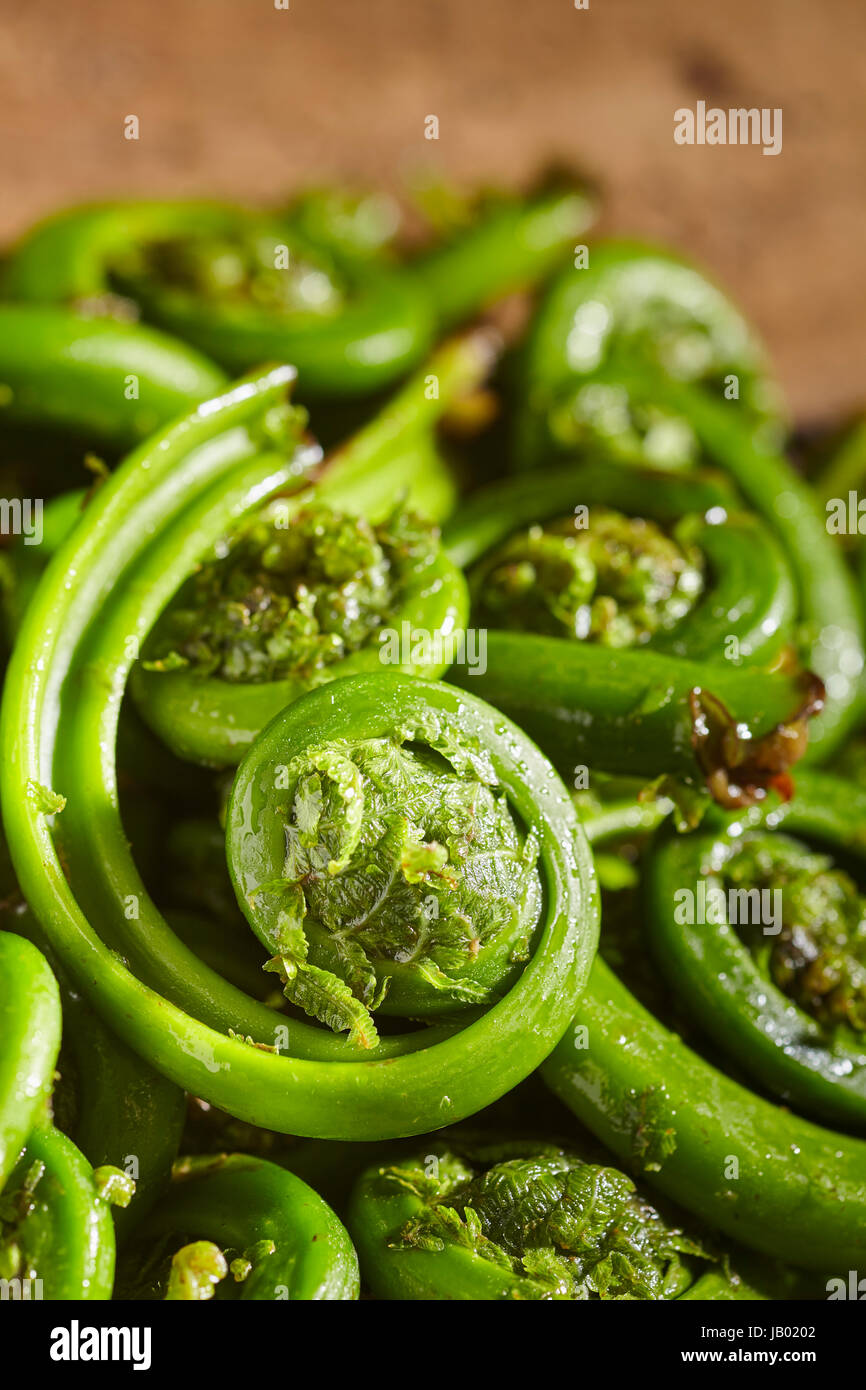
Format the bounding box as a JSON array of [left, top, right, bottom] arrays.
[[541, 785, 866, 1272], [116, 1154, 358, 1301], [131, 499, 466, 767], [127, 334, 483, 766], [347, 1135, 767, 1300], [1, 200, 432, 398], [447, 462, 818, 808], [226, 675, 545, 1045], [512, 240, 784, 468], [1, 361, 598, 1138], [510, 244, 864, 755], [644, 770, 866, 1130], [1, 185, 591, 399]]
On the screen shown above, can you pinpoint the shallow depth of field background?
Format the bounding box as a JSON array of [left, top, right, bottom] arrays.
[[1, 0, 863, 421]]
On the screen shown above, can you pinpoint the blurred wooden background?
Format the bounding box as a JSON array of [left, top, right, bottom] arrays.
[[1, 0, 863, 421]]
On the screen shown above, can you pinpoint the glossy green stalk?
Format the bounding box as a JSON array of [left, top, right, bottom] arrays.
[[57, 986, 186, 1238], [122, 1154, 358, 1300], [1, 862, 186, 1238], [0, 304, 227, 450], [0, 936, 117, 1297], [644, 375, 863, 755], [543, 953, 866, 1271], [453, 634, 817, 802], [0, 933, 61, 1187], [413, 184, 596, 329], [814, 417, 866, 509]]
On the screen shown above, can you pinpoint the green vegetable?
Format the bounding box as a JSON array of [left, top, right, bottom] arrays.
[[116, 1153, 358, 1301], [2, 200, 432, 397], [447, 462, 818, 807], [0, 932, 122, 1299], [0, 304, 227, 451], [449, 461, 796, 663], [542, 789, 866, 1271], [0, 827, 185, 1240], [2, 177, 859, 1303], [0, 351, 597, 1136], [644, 769, 866, 1129], [0, 932, 61, 1188], [3, 188, 590, 399], [412, 181, 596, 329], [513, 240, 783, 471], [512, 273, 863, 754], [129, 334, 487, 765], [226, 677, 545, 1044], [348, 1135, 768, 1301], [0, 1124, 117, 1300]]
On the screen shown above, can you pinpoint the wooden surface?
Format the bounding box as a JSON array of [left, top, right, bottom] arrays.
[[1, 0, 863, 421]]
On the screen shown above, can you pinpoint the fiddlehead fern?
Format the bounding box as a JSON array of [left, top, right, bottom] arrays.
[[1, 362, 598, 1138], [447, 462, 817, 807], [127, 334, 485, 766], [145, 504, 440, 684], [512, 240, 784, 471], [2, 200, 432, 397], [3, 171, 860, 1306], [116, 1154, 358, 1301], [347, 1134, 768, 1301], [1, 185, 591, 399], [509, 246, 864, 755], [226, 675, 544, 1044], [644, 770, 866, 1129], [541, 783, 866, 1271], [132, 498, 466, 766], [468, 506, 706, 647]]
